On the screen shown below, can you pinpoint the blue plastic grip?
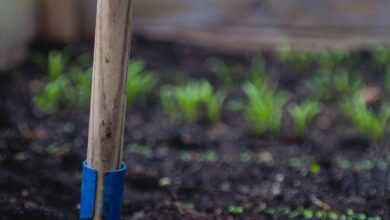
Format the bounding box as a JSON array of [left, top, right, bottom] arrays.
[[80, 161, 97, 220], [103, 162, 127, 220], [80, 161, 127, 220]]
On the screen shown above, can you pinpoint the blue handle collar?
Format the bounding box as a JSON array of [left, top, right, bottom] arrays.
[[80, 161, 127, 220]]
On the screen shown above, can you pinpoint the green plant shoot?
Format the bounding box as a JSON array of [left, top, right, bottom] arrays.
[[341, 96, 390, 141], [243, 82, 287, 135], [310, 68, 362, 101], [34, 51, 156, 113], [127, 60, 157, 105], [47, 51, 67, 81], [208, 58, 233, 87], [372, 46, 390, 68], [33, 78, 68, 113], [288, 101, 321, 137], [160, 80, 225, 123]]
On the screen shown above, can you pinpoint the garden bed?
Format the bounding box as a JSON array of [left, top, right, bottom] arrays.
[[0, 37, 389, 219]]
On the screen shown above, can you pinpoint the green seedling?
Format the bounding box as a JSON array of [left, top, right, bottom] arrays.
[[199, 151, 218, 162], [334, 70, 362, 96], [127, 60, 157, 105], [34, 51, 156, 113], [34, 52, 92, 112], [302, 209, 314, 219], [288, 101, 321, 137], [384, 66, 390, 94], [47, 51, 67, 81], [33, 77, 69, 113], [276, 46, 317, 70], [65, 66, 92, 108], [372, 46, 390, 68], [161, 80, 225, 123], [264, 207, 381, 220], [207, 92, 226, 124], [35, 69, 92, 112], [228, 205, 244, 215], [309, 71, 332, 100], [309, 163, 321, 175], [316, 50, 350, 71], [175, 81, 210, 121], [242, 82, 287, 135], [208, 58, 233, 87], [335, 158, 389, 172], [354, 159, 375, 172], [128, 144, 152, 158], [341, 96, 390, 141], [277, 47, 350, 71], [250, 58, 268, 88], [160, 87, 177, 119], [310, 68, 362, 101], [160, 86, 179, 119]]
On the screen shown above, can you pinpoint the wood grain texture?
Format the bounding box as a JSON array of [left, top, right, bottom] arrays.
[[86, 0, 132, 219]]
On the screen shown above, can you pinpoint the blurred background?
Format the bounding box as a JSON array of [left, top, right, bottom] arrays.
[[3, 0, 390, 69]]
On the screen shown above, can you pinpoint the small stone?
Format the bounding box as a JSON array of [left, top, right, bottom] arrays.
[[159, 177, 172, 187], [21, 190, 29, 197], [63, 123, 75, 133], [257, 151, 273, 164], [271, 183, 281, 196], [220, 182, 231, 192], [275, 173, 284, 182]]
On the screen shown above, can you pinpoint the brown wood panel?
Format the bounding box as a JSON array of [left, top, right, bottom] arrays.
[[4, 0, 390, 59], [39, 0, 81, 42]]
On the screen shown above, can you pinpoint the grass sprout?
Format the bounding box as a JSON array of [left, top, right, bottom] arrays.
[[242, 82, 287, 135], [341, 96, 390, 141], [47, 51, 67, 81], [65, 67, 92, 108], [384, 66, 390, 94], [264, 207, 381, 220], [207, 92, 226, 124], [160, 80, 225, 123], [34, 51, 92, 112], [276, 46, 317, 70], [288, 100, 321, 137], [372, 46, 390, 68], [34, 51, 155, 113], [127, 60, 157, 105], [228, 205, 244, 215], [310, 69, 362, 101], [316, 50, 350, 71], [33, 77, 69, 113], [160, 87, 177, 119], [208, 58, 233, 87], [250, 59, 268, 88], [175, 81, 210, 121], [276, 47, 350, 71]]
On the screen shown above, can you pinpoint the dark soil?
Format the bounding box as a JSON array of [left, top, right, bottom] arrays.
[[1, 37, 390, 219]]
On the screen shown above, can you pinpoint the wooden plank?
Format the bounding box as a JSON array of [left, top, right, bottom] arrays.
[[78, 0, 390, 51], [39, 0, 81, 42], [0, 0, 36, 70]]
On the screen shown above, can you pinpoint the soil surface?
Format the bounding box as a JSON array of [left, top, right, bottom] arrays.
[[1, 37, 390, 219]]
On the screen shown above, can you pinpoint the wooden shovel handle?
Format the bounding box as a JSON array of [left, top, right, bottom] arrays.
[[87, 0, 133, 219]]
